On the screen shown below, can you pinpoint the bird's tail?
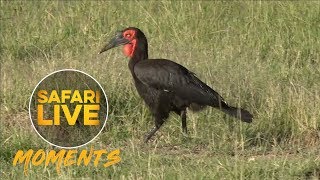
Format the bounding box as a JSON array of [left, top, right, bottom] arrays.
[[221, 105, 253, 123]]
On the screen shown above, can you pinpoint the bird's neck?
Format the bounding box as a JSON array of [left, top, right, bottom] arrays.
[[128, 38, 148, 71]]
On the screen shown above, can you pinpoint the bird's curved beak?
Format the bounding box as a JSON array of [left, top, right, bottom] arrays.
[[99, 31, 130, 54]]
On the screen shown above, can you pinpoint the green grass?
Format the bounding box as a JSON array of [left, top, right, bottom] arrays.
[[1, 1, 320, 179]]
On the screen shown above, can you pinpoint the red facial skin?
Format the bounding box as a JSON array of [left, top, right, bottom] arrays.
[[122, 30, 137, 58]]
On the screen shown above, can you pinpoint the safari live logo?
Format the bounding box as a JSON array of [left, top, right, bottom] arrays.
[[12, 69, 121, 175]]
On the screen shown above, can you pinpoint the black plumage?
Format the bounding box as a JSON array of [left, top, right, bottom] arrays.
[[100, 27, 253, 142]]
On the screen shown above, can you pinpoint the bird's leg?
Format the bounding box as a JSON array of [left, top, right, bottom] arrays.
[[181, 110, 187, 135], [144, 126, 159, 143], [144, 118, 164, 143]]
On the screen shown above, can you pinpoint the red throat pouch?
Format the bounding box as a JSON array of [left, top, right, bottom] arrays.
[[123, 39, 137, 58]]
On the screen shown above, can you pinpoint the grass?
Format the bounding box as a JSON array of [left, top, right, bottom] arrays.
[[1, 1, 320, 179]]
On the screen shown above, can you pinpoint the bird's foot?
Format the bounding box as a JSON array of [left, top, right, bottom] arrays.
[[182, 131, 188, 137], [143, 136, 151, 143], [144, 126, 159, 143]]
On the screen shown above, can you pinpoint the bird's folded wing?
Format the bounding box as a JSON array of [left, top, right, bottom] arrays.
[[134, 59, 222, 105]]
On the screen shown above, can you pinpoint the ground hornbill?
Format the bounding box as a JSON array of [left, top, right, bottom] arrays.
[[99, 27, 253, 143]]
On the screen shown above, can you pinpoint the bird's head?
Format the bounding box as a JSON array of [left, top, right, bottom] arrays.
[[99, 27, 147, 58]]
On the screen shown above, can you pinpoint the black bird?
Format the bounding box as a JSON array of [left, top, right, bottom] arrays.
[[99, 27, 253, 143]]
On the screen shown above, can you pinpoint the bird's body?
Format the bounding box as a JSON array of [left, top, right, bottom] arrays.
[[100, 27, 253, 142], [131, 59, 220, 115]]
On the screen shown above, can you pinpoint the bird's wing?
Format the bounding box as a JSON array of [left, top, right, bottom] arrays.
[[134, 59, 224, 106]]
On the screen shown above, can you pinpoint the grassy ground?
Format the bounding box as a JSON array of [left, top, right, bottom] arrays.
[[1, 1, 320, 179]]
